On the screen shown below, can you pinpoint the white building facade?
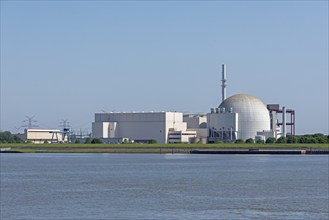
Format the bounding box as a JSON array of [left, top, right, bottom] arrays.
[[21, 129, 65, 144], [207, 108, 238, 142], [92, 112, 196, 144], [183, 114, 208, 143], [207, 94, 271, 142]]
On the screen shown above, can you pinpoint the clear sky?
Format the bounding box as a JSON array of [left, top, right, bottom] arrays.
[[1, 1, 328, 135]]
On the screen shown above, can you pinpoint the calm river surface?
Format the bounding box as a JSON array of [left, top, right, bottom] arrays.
[[1, 154, 328, 220]]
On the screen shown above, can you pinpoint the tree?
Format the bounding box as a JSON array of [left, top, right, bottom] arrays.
[[298, 136, 308, 143], [91, 138, 102, 144], [308, 137, 318, 143], [317, 136, 328, 143], [312, 133, 328, 143], [276, 137, 287, 143], [85, 137, 91, 144], [256, 139, 265, 144], [225, 139, 234, 144], [13, 135, 23, 143], [287, 136, 298, 143], [298, 135, 318, 143], [149, 139, 157, 144], [245, 138, 254, 144], [265, 137, 276, 144], [235, 139, 244, 144], [75, 139, 81, 144], [0, 131, 23, 143]]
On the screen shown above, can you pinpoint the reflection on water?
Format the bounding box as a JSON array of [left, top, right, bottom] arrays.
[[1, 154, 328, 220], [164, 153, 189, 159]]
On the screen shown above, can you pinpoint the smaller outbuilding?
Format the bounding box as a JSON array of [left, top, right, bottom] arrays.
[[20, 129, 66, 144]]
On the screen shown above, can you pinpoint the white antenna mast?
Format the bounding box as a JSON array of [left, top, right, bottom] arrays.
[[221, 64, 227, 102]]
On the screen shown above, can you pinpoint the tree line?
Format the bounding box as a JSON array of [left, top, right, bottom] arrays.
[[0, 131, 23, 143], [234, 133, 329, 144], [1, 131, 328, 144]]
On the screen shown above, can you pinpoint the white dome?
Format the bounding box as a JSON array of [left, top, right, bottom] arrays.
[[219, 94, 270, 140]]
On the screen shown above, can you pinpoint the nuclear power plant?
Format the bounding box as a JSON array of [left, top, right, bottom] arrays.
[[92, 64, 295, 144]]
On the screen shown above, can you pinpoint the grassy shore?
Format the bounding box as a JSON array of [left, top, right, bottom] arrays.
[[1, 143, 328, 153]]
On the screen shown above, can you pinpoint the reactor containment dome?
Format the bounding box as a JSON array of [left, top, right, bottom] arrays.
[[219, 94, 271, 140]]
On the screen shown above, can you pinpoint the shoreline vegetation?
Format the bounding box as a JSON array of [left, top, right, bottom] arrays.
[[1, 131, 328, 153], [1, 143, 328, 153]]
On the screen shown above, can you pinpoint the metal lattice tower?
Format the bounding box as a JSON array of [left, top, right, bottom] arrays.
[[59, 119, 70, 130], [59, 120, 71, 143], [22, 116, 38, 129]]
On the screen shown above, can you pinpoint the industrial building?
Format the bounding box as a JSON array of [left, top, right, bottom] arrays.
[[92, 64, 295, 144], [208, 94, 272, 142], [183, 114, 208, 143], [207, 64, 295, 142], [92, 112, 197, 144], [19, 129, 67, 144]]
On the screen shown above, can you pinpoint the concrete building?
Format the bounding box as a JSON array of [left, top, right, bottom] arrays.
[[207, 108, 239, 142], [208, 94, 271, 142], [91, 64, 295, 144], [92, 112, 196, 144], [168, 130, 197, 144], [20, 129, 65, 144], [205, 64, 292, 142], [183, 114, 208, 143], [267, 104, 296, 137]]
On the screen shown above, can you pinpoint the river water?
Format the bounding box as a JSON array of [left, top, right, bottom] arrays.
[[1, 154, 328, 219]]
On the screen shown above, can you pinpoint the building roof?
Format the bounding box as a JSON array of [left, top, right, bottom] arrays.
[[219, 94, 270, 140], [219, 94, 268, 111]]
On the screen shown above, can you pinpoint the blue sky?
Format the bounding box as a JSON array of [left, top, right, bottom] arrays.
[[1, 1, 328, 135]]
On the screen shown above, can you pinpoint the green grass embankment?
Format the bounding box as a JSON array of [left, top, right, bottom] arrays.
[[1, 143, 328, 153]]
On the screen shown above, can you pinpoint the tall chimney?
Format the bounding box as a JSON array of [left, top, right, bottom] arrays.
[[282, 106, 286, 138], [221, 64, 227, 102]]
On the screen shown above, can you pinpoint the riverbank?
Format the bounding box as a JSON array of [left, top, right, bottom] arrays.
[[0, 143, 328, 153], [191, 149, 329, 154]]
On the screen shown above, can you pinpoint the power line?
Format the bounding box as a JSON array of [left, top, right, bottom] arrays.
[[59, 119, 70, 130], [22, 116, 38, 129], [59, 119, 71, 143]]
